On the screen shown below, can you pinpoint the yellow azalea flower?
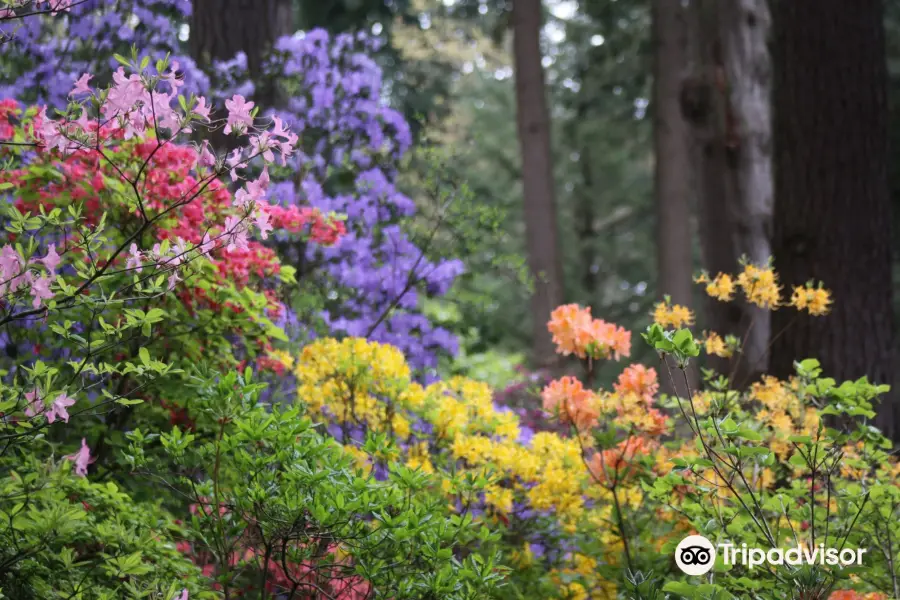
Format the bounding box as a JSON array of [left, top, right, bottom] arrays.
[[485, 484, 514, 514], [652, 300, 695, 328], [572, 553, 597, 577], [343, 444, 371, 474], [563, 582, 588, 600], [790, 284, 832, 316], [705, 272, 735, 301], [269, 349, 294, 369], [391, 414, 411, 439], [736, 263, 781, 309], [704, 331, 733, 358], [511, 543, 535, 568]]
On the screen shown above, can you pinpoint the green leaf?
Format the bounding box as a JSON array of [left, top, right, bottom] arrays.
[[736, 428, 762, 441]]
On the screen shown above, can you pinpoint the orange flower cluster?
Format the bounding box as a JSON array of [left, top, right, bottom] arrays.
[[613, 365, 659, 406], [588, 436, 655, 486], [541, 376, 599, 431], [547, 304, 631, 360], [829, 592, 887, 600]]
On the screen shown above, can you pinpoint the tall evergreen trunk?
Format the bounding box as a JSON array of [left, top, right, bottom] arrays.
[[681, 0, 772, 388], [191, 0, 293, 106], [512, 0, 565, 370], [771, 0, 897, 439], [652, 0, 696, 395]]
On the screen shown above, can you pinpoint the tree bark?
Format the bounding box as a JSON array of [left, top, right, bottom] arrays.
[[771, 0, 896, 438], [191, 0, 293, 104], [512, 0, 565, 369], [652, 0, 696, 396], [681, 0, 773, 388]]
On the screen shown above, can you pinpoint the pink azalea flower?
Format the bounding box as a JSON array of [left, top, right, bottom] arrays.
[[167, 271, 180, 291], [198, 141, 216, 168], [198, 233, 215, 257], [171, 238, 189, 266], [46, 392, 76, 424], [278, 132, 298, 165], [226, 148, 244, 182], [126, 243, 143, 273], [69, 73, 93, 97], [223, 216, 249, 252], [0, 244, 22, 279], [65, 438, 92, 476], [178, 590, 189, 600], [250, 132, 275, 162], [41, 245, 61, 274], [194, 97, 211, 121], [30, 275, 53, 309], [254, 207, 273, 240], [106, 68, 145, 115], [224, 94, 254, 135], [24, 389, 45, 418]]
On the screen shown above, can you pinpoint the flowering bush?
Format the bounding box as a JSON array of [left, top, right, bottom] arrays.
[[3, 0, 465, 373], [540, 260, 899, 600], [284, 259, 900, 600], [125, 369, 504, 599]]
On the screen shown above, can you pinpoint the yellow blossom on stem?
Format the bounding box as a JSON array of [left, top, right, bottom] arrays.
[[704, 331, 733, 358], [790, 283, 832, 316], [652, 299, 695, 329], [705, 272, 736, 301], [736, 263, 781, 309]]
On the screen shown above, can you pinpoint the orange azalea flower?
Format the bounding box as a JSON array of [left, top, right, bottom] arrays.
[[614, 364, 658, 405], [547, 304, 631, 360], [541, 377, 599, 431], [589, 436, 653, 486], [587, 318, 632, 360], [828, 592, 887, 600], [548, 304, 594, 357]]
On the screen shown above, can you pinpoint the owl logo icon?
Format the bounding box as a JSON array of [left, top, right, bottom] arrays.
[[675, 535, 716, 576]]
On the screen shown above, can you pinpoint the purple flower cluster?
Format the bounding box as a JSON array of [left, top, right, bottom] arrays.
[[1, 0, 205, 105], [2, 4, 463, 372], [255, 29, 463, 371]]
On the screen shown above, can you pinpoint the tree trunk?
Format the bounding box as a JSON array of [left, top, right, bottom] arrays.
[[191, 0, 293, 105], [771, 0, 896, 438], [681, 0, 772, 388], [652, 0, 696, 396], [512, 0, 565, 370]]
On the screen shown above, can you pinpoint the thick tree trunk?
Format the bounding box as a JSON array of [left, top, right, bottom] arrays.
[[652, 0, 696, 396], [681, 0, 772, 388], [191, 0, 293, 105], [771, 0, 896, 438], [512, 0, 565, 369]]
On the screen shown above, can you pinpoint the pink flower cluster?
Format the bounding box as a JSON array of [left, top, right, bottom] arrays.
[[0, 0, 72, 19], [23, 389, 76, 423]]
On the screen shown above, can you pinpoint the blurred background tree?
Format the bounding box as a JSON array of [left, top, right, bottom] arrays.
[[181, 0, 900, 431]]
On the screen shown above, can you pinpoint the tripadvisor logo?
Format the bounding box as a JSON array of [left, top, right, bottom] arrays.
[[675, 535, 716, 576], [675, 535, 868, 575]]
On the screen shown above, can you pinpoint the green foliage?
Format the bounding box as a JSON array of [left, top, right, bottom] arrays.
[[0, 448, 200, 600], [126, 369, 507, 599]]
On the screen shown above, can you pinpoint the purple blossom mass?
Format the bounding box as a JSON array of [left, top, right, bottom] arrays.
[[1, 3, 462, 372]]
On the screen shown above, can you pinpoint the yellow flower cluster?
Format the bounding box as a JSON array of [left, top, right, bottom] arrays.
[[696, 272, 736, 301], [748, 376, 818, 459], [736, 263, 782, 308], [695, 260, 832, 317], [294, 337, 595, 534], [652, 300, 694, 329], [551, 553, 617, 600], [703, 331, 733, 358], [790, 283, 832, 316], [294, 337, 411, 428]]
